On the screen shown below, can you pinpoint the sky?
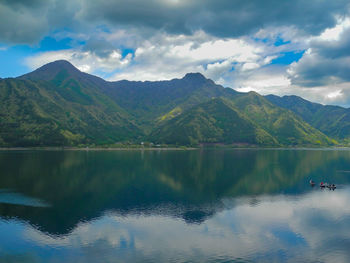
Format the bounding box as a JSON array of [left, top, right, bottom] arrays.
[[1, 0, 350, 106]]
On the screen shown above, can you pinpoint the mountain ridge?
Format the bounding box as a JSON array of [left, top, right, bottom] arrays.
[[0, 60, 341, 147]]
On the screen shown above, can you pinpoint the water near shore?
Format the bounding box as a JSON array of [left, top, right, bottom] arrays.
[[1, 149, 350, 262]]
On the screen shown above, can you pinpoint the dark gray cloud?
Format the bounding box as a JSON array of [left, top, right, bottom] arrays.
[[82, 38, 117, 58], [311, 28, 350, 59], [82, 0, 350, 37], [1, 0, 46, 8], [0, 0, 81, 44], [289, 55, 350, 87], [0, 0, 350, 44], [46, 0, 82, 30], [0, 0, 50, 44]]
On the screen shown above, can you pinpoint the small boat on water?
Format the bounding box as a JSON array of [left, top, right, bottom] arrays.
[[309, 180, 336, 190], [327, 184, 336, 190]]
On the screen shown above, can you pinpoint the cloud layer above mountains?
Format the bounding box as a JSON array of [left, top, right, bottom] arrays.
[[1, 0, 350, 106]]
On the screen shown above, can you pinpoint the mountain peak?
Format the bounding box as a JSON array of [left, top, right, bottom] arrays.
[[20, 60, 82, 81], [47, 59, 76, 67], [36, 60, 79, 73], [183, 72, 207, 81]]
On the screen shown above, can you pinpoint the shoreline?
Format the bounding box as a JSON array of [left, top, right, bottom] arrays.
[[1, 146, 350, 151], [0, 147, 197, 151]]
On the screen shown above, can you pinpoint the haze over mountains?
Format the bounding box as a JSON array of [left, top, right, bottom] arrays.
[[0, 60, 346, 147]]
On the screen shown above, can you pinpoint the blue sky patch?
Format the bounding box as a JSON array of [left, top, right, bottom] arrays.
[[122, 48, 135, 59], [274, 37, 291, 47], [271, 51, 305, 65], [38, 36, 73, 52], [0, 45, 34, 78]]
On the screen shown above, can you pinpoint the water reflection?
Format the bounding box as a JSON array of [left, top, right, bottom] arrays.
[[2, 188, 350, 262], [1, 149, 350, 262], [0, 189, 49, 207], [1, 150, 350, 233]]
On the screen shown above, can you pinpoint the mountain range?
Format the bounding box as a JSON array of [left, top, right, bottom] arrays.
[[0, 60, 345, 147]]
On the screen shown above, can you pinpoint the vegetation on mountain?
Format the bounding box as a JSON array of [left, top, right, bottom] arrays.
[[266, 95, 350, 141], [101, 72, 235, 132], [149, 97, 276, 145], [230, 92, 334, 146], [151, 94, 333, 146], [0, 60, 339, 147], [0, 62, 141, 146]]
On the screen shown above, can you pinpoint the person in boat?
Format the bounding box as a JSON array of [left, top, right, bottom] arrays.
[[320, 182, 325, 187]]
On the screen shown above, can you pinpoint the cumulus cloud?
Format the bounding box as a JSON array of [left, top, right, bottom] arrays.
[[288, 51, 350, 87], [25, 31, 277, 82], [288, 17, 350, 85], [105, 32, 284, 82], [280, 17, 350, 106], [234, 66, 291, 94]]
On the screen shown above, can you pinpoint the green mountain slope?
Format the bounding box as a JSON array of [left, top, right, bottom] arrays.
[[0, 60, 337, 147], [149, 97, 276, 145], [266, 95, 350, 140], [0, 62, 142, 147], [231, 92, 334, 145], [150, 93, 333, 146], [102, 73, 238, 131]]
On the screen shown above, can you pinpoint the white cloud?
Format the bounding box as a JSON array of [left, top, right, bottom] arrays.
[[107, 32, 280, 82], [327, 90, 343, 99], [316, 17, 350, 41], [237, 75, 291, 94], [288, 16, 350, 87], [278, 15, 350, 106]]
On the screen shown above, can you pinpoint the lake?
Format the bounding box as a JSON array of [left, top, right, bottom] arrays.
[[1, 149, 350, 262]]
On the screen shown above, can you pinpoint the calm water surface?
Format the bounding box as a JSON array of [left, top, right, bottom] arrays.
[[1, 149, 350, 262]]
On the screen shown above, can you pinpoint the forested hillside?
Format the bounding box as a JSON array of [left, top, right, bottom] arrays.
[[0, 60, 339, 147]]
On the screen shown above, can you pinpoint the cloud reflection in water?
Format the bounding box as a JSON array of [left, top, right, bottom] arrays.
[[0, 188, 349, 262]]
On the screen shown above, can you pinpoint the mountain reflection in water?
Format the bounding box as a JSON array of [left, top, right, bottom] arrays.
[[1, 149, 350, 262]]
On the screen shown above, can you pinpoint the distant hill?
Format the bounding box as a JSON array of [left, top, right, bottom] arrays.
[[266, 94, 350, 140], [0, 60, 338, 147]]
